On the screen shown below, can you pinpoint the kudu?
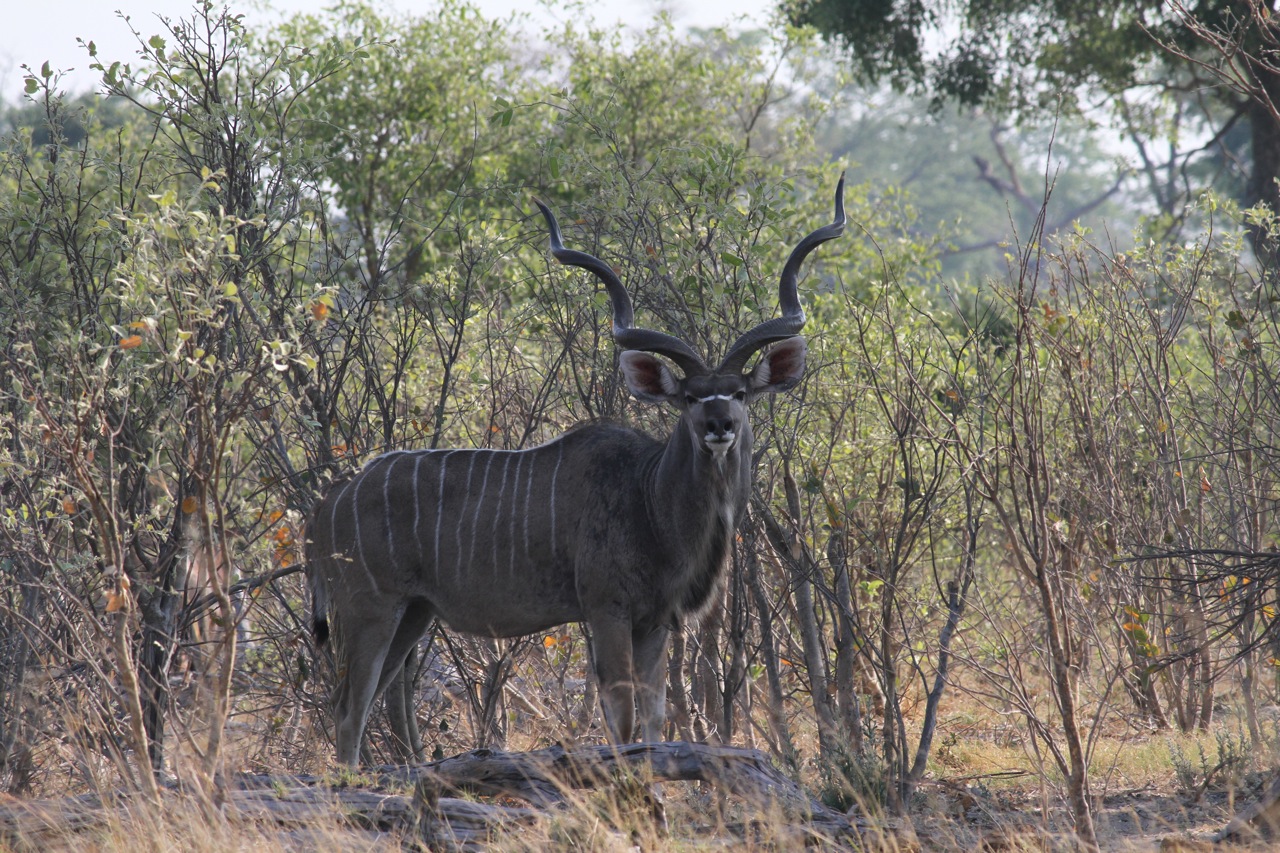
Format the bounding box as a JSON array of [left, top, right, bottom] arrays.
[[307, 176, 846, 765]]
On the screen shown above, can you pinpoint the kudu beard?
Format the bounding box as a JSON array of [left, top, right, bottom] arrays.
[[306, 175, 846, 765]]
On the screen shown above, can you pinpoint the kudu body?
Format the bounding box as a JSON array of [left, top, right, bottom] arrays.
[[307, 178, 846, 765]]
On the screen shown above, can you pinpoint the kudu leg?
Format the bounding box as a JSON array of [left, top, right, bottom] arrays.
[[374, 605, 434, 764], [633, 625, 671, 742], [332, 609, 402, 766], [385, 645, 425, 763], [590, 621, 637, 743], [333, 600, 433, 765]]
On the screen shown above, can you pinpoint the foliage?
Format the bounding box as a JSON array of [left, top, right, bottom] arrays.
[[1169, 727, 1251, 799], [788, 0, 1280, 257]]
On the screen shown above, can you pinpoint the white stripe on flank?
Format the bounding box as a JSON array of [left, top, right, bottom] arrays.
[[434, 450, 458, 580], [454, 452, 478, 583], [468, 453, 495, 576], [508, 453, 523, 577], [522, 449, 536, 558], [549, 442, 563, 559], [412, 453, 425, 564], [349, 462, 378, 593], [494, 453, 512, 571], [384, 455, 401, 574], [328, 477, 355, 561]]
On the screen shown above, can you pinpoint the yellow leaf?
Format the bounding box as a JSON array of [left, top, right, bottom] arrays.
[[62, 498, 76, 514], [311, 302, 329, 322], [119, 335, 143, 349], [543, 635, 558, 648], [268, 509, 285, 524], [1156, 419, 1168, 433], [181, 496, 198, 513]]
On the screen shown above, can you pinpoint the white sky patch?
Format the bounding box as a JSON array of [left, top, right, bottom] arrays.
[[0, 0, 778, 101]]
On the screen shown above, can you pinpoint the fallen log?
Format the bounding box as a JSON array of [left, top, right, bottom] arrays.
[[378, 741, 845, 821], [385, 740, 859, 845]]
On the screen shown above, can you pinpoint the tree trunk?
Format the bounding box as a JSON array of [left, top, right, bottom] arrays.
[[724, 562, 750, 745], [1245, 85, 1280, 269], [1036, 556, 1098, 850], [666, 627, 693, 741], [138, 563, 181, 775], [828, 534, 865, 757], [761, 503, 840, 762], [743, 524, 798, 771], [0, 558, 42, 795], [695, 609, 725, 744]]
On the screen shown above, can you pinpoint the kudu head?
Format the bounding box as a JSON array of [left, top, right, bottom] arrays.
[[532, 175, 846, 454]]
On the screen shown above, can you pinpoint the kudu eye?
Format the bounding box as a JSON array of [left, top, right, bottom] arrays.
[[684, 394, 699, 407], [732, 390, 747, 402]]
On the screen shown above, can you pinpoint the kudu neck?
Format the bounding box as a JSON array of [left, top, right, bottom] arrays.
[[647, 415, 752, 533]]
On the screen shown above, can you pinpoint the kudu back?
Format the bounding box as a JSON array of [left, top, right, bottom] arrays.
[[307, 177, 846, 765]]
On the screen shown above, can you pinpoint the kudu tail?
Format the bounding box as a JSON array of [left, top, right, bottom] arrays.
[[304, 495, 333, 647], [308, 562, 331, 646]]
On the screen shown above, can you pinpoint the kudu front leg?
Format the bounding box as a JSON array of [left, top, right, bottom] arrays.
[[633, 625, 670, 742], [590, 621, 636, 743]]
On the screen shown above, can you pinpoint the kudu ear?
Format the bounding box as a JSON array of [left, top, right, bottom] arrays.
[[748, 336, 807, 395], [619, 350, 682, 403]]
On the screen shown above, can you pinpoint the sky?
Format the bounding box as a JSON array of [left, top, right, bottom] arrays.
[[0, 0, 780, 100]]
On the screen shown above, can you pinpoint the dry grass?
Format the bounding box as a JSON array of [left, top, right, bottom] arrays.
[[8, 662, 1280, 852], [0, 728, 1269, 853]]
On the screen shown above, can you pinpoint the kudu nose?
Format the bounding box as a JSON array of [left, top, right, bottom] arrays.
[[707, 416, 735, 439]]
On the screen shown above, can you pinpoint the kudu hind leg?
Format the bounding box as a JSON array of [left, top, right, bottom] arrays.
[[384, 653, 424, 763], [372, 601, 434, 763], [331, 608, 403, 766]]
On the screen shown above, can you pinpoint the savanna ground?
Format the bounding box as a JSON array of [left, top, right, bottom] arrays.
[[5, 629, 1280, 852]]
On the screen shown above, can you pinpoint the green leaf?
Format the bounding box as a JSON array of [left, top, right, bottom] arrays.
[[720, 251, 743, 267], [24, 77, 38, 95], [41, 61, 52, 79], [149, 35, 166, 52]]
